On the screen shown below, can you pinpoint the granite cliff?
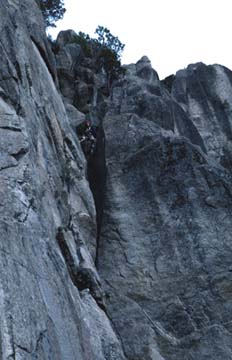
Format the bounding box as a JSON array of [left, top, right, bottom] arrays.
[[0, 1, 232, 359]]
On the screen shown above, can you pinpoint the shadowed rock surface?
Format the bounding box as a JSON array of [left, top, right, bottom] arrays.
[[1, 1, 232, 359], [96, 60, 232, 359]]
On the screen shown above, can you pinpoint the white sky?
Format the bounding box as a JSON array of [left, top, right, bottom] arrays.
[[49, 0, 232, 79]]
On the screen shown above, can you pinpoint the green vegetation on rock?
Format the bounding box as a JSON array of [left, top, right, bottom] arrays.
[[65, 27, 125, 86], [40, 0, 66, 27], [94, 26, 125, 60]]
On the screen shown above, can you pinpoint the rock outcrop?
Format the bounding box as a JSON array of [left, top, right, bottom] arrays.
[[1, 1, 232, 359]]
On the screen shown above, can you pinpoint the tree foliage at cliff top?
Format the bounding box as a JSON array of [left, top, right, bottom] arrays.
[[95, 26, 125, 60], [72, 27, 125, 61], [69, 27, 125, 86], [40, 0, 66, 27]]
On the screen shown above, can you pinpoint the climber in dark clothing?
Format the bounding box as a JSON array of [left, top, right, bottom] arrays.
[[78, 120, 97, 156]]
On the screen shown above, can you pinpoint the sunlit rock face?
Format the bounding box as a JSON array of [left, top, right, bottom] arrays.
[[1, 1, 232, 359], [0, 1, 125, 359]]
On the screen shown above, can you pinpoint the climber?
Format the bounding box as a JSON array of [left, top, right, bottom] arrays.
[[78, 120, 97, 156]]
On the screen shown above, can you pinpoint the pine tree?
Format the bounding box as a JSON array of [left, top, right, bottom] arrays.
[[39, 0, 66, 28], [95, 26, 125, 60]]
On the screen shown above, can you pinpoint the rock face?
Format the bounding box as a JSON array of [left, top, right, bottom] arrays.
[[55, 30, 109, 120], [0, 1, 125, 359], [171, 63, 232, 167], [95, 61, 232, 359], [1, 2, 232, 360]]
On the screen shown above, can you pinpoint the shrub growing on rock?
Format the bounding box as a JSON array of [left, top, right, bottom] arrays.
[[94, 26, 125, 86], [71, 32, 93, 57], [57, 25, 125, 90]]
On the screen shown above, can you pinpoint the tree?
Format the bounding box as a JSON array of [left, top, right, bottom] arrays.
[[58, 25, 125, 90], [73, 32, 92, 56], [95, 26, 125, 60], [39, 0, 66, 28]]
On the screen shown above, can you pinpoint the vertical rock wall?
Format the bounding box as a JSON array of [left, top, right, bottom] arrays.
[[0, 1, 125, 359], [96, 60, 232, 359], [56, 38, 232, 358]]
